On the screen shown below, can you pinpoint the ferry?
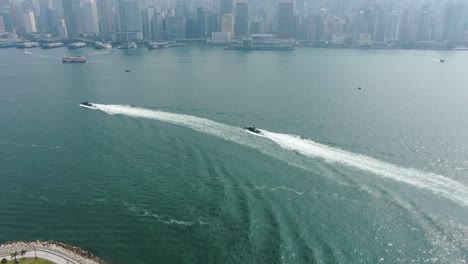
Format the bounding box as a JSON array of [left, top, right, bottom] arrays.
[[17, 42, 40, 48], [41, 42, 65, 49], [62, 56, 86, 63], [67, 42, 87, 49]]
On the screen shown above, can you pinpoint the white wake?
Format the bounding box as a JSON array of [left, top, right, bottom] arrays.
[[91, 104, 468, 207]]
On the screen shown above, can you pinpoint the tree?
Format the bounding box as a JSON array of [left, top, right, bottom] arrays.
[[10, 251, 18, 263], [20, 250, 27, 259], [1, 258, 7, 264]]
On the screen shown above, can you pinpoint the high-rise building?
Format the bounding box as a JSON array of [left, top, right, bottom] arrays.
[[277, 1, 294, 39], [220, 0, 233, 16], [235, 2, 248, 36], [0, 16, 5, 32], [38, 0, 51, 33], [23, 10, 37, 33], [82, 0, 99, 34], [117, 0, 142, 40], [197, 6, 205, 38], [151, 9, 163, 40], [442, 2, 464, 42], [62, 0, 81, 38], [10, 1, 25, 33], [386, 11, 400, 41], [204, 10, 217, 38], [166, 16, 185, 39], [97, 0, 115, 33], [57, 18, 67, 38], [0, 9, 12, 32], [142, 6, 154, 39], [221, 13, 234, 38]]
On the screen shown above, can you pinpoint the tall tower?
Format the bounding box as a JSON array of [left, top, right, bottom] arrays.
[[235, 2, 248, 36], [97, 0, 115, 33], [442, 2, 464, 42], [23, 10, 37, 33], [219, 0, 233, 16], [277, 1, 294, 39], [62, 0, 81, 38], [221, 13, 234, 38], [82, 0, 99, 34], [117, 0, 142, 40]]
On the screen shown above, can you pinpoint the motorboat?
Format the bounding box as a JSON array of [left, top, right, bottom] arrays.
[[79, 101, 96, 109], [245, 126, 261, 134]]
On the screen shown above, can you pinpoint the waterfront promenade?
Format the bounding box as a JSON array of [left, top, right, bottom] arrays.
[[0, 242, 106, 264]]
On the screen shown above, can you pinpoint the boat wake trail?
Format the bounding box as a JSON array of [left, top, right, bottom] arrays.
[[92, 104, 468, 207]]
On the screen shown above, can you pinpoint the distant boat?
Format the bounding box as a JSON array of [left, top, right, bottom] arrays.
[[439, 59, 445, 63], [94, 42, 112, 49], [62, 56, 86, 63], [118, 42, 137, 49], [125, 69, 130, 72], [245, 126, 262, 134]]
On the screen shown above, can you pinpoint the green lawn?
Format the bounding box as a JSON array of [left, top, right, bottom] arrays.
[[4, 258, 54, 264]]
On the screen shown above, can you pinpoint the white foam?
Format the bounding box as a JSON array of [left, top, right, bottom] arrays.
[[261, 130, 468, 207], [92, 104, 468, 207]]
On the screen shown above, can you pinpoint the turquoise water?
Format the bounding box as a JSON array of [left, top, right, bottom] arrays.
[[0, 46, 467, 263]]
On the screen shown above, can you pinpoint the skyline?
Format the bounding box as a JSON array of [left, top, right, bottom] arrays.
[[0, 0, 467, 44]]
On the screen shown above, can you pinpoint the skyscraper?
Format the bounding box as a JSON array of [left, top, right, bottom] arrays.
[[220, 0, 233, 16], [277, 1, 294, 39], [204, 10, 217, 38], [142, 6, 154, 39], [97, 0, 115, 33], [442, 2, 464, 42], [117, 0, 142, 40], [23, 10, 37, 33], [197, 6, 205, 38], [221, 13, 234, 38], [235, 2, 248, 36], [62, 0, 81, 38], [0, 16, 5, 32], [166, 16, 185, 39], [82, 0, 99, 34]]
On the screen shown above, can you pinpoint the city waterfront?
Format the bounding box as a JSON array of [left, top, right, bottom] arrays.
[[0, 46, 467, 263]]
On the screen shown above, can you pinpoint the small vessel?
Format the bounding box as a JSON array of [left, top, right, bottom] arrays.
[[439, 59, 445, 63], [94, 42, 112, 49], [245, 126, 261, 134], [62, 56, 86, 63], [118, 42, 137, 49], [125, 69, 130, 72], [79, 101, 96, 109]]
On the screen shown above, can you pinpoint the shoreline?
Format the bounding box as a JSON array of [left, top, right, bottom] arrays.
[[0, 241, 108, 264]]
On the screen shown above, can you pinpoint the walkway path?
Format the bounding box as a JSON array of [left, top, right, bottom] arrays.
[[0, 248, 78, 264]]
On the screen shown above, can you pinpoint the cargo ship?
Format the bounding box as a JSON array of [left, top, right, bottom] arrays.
[[41, 42, 65, 49], [62, 56, 86, 63]]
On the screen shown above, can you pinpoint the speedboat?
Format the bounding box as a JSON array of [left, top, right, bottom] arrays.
[[79, 101, 96, 109], [245, 126, 261, 134]]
